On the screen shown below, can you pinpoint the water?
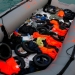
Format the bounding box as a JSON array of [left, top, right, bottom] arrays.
[[0, 0, 21, 14], [59, 0, 75, 4], [0, 0, 75, 14]]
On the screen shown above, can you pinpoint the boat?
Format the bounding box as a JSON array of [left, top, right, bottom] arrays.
[[0, 0, 75, 75]]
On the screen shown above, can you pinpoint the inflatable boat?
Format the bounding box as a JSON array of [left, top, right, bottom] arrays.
[[0, 0, 75, 75]]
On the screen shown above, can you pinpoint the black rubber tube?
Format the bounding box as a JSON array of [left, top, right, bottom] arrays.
[[15, 44, 30, 57], [13, 56, 25, 69], [0, 43, 12, 61], [33, 54, 51, 69]]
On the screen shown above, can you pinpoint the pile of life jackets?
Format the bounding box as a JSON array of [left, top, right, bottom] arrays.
[[33, 32, 62, 59]]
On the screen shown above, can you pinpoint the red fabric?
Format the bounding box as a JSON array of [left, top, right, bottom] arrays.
[[13, 31, 20, 36], [0, 57, 20, 75], [0, 61, 12, 75], [39, 46, 57, 59], [6, 57, 20, 74]]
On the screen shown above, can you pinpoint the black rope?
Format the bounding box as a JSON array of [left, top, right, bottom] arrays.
[[66, 46, 74, 56], [57, 45, 75, 75]]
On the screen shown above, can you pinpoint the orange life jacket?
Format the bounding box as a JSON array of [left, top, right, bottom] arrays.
[[52, 27, 67, 36], [57, 10, 65, 18], [50, 20, 67, 36], [46, 36, 62, 48], [33, 32, 48, 39], [50, 19, 59, 26], [33, 32, 62, 48], [39, 46, 57, 59]]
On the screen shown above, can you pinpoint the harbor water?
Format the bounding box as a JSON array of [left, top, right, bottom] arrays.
[[0, 0, 21, 14], [0, 0, 75, 14]]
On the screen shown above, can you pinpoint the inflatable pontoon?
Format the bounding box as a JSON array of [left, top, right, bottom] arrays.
[[0, 0, 75, 75]]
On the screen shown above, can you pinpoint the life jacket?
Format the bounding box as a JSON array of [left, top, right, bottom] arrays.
[[33, 32, 48, 39], [39, 46, 57, 59], [50, 19, 67, 36], [57, 10, 65, 18], [46, 36, 62, 48], [52, 27, 67, 36], [50, 19, 59, 26], [0, 57, 20, 75], [33, 32, 62, 48]]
